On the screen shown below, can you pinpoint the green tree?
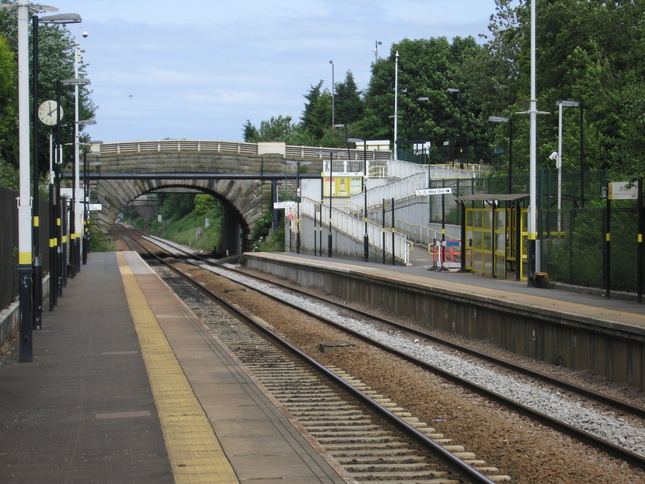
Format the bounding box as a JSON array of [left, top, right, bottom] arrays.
[[363, 37, 486, 162], [0, 33, 17, 170], [483, 0, 645, 179], [0, 6, 97, 176], [158, 193, 195, 221], [334, 70, 364, 126], [301, 81, 332, 140], [243, 115, 318, 146], [242, 119, 259, 142], [194, 194, 218, 216]]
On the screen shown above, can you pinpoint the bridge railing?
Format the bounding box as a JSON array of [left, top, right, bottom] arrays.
[[100, 140, 393, 163], [100, 140, 259, 155]]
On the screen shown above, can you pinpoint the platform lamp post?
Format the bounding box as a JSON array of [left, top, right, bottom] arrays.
[[2, 1, 45, 361], [488, 116, 513, 194], [447, 88, 464, 169], [348, 138, 369, 262], [77, 124, 97, 265], [60, 77, 91, 278], [36, 12, 83, 315], [71, 26, 89, 274]]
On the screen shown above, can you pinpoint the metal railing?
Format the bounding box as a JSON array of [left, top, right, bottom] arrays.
[[300, 197, 409, 264]]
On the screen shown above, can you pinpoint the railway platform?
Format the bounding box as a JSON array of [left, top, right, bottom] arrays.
[[0, 251, 350, 484], [241, 251, 645, 392]]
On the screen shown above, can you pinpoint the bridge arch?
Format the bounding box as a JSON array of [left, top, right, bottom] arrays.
[[84, 140, 391, 254], [96, 178, 264, 255]]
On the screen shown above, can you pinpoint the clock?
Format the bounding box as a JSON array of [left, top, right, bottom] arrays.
[[38, 100, 63, 126]]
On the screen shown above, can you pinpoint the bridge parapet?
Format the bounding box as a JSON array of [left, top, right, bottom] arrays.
[[100, 140, 392, 163]]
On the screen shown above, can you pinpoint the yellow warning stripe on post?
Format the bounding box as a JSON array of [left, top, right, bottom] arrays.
[[116, 253, 238, 484]]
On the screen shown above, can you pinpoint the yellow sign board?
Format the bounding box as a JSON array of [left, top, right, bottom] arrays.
[[322, 176, 363, 197]]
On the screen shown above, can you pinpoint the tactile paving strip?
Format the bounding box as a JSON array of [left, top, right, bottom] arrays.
[[117, 252, 238, 484]]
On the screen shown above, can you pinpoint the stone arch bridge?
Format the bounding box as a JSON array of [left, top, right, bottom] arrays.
[[85, 140, 390, 256]]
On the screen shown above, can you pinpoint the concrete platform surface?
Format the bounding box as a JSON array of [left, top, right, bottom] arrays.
[[0, 251, 350, 484]]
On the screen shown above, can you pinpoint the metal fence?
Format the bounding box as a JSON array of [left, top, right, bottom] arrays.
[[541, 206, 641, 294]]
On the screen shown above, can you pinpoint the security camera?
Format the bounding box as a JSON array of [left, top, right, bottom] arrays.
[[549, 151, 558, 161], [82, 29, 89, 38]]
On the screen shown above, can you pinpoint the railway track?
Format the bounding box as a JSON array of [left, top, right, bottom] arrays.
[[116, 225, 508, 483], [115, 225, 645, 478]]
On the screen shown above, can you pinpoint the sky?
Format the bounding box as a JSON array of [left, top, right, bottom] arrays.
[[46, 0, 499, 144]]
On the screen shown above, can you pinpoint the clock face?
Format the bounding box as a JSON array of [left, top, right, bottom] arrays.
[[38, 100, 62, 126]]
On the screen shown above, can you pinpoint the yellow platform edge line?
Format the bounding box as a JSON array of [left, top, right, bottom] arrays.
[[116, 252, 239, 484]]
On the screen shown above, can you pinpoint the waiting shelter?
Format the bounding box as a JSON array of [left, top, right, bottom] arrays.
[[455, 194, 530, 280]]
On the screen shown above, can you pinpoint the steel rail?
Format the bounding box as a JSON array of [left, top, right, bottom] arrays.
[[118, 226, 498, 483], [143, 236, 645, 471]]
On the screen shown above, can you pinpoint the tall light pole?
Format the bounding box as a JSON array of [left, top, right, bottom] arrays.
[[329, 60, 335, 129], [37, 12, 83, 313], [393, 51, 399, 159], [61, 77, 91, 278], [72, 26, 89, 273], [374, 40, 382, 62], [528, 0, 538, 283], [447, 88, 464, 169], [17, 1, 36, 361], [82, 139, 100, 264], [349, 138, 369, 262], [488, 116, 513, 194], [555, 100, 579, 232]]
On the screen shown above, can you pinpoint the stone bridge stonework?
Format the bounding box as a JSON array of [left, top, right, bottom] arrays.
[[87, 145, 323, 255]]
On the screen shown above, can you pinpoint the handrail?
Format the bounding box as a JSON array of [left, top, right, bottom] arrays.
[[300, 197, 409, 264]]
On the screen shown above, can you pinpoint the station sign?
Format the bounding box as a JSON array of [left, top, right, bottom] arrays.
[[608, 181, 639, 200], [415, 187, 452, 196], [273, 201, 296, 209]]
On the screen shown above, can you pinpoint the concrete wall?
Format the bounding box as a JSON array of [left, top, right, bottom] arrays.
[[1, 275, 50, 351]]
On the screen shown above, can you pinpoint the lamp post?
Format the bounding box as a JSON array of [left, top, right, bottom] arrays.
[[76, 119, 95, 264], [488, 116, 513, 194], [555, 100, 579, 232], [329, 60, 335, 128], [77, 127, 98, 264], [528, 0, 538, 283], [60, 77, 91, 277], [15, 1, 39, 361], [393, 51, 399, 159], [374, 40, 382, 62], [35, 12, 82, 315], [348, 138, 369, 262], [447, 88, 464, 169]]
